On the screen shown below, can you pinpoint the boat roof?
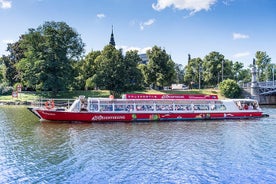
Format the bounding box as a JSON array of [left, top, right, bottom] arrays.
[[122, 94, 218, 100]]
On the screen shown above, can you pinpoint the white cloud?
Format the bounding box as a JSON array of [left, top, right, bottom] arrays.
[[0, 0, 12, 9], [2, 39, 14, 44], [96, 13, 106, 19], [152, 0, 216, 14], [119, 45, 151, 54], [140, 19, 155, 30], [233, 52, 250, 58], [233, 33, 249, 40], [223, 0, 234, 6]]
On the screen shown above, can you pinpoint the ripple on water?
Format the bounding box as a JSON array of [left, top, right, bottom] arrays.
[[0, 107, 276, 183]]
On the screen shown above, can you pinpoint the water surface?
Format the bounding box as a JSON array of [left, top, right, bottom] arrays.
[[0, 106, 275, 183]]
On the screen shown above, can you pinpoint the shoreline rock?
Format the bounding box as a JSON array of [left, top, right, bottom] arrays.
[[0, 101, 32, 106]]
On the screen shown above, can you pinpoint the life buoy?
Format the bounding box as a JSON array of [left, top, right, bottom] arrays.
[[45, 100, 55, 109]]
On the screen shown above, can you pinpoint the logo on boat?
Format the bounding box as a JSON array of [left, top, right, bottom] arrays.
[[41, 111, 56, 116], [92, 115, 126, 121]]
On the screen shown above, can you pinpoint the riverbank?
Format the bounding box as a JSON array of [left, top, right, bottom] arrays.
[[0, 89, 221, 105]]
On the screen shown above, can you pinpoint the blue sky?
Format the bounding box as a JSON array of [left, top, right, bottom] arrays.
[[0, 0, 275, 67]]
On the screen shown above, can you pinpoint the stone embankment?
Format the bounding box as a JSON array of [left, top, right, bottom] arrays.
[[0, 101, 32, 105]]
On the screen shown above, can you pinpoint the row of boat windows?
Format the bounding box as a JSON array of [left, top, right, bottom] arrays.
[[88, 103, 226, 112]]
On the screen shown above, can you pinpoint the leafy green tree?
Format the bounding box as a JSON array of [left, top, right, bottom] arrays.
[[80, 50, 101, 90], [0, 57, 4, 82], [16, 21, 85, 95], [219, 79, 242, 98], [232, 61, 244, 81], [222, 59, 234, 80], [174, 64, 184, 84], [255, 51, 271, 81], [239, 68, 251, 83], [184, 57, 203, 88], [202, 51, 225, 86], [92, 45, 126, 97], [1, 41, 25, 85], [145, 46, 176, 89], [124, 50, 144, 90], [266, 63, 276, 81]]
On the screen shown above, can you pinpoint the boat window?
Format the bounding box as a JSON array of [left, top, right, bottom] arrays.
[[156, 104, 173, 111], [89, 102, 98, 111], [174, 104, 192, 111], [126, 105, 134, 111], [193, 104, 209, 111], [114, 104, 126, 111], [216, 104, 226, 110], [235, 100, 259, 110], [210, 101, 224, 111], [136, 104, 154, 111], [100, 104, 113, 111]]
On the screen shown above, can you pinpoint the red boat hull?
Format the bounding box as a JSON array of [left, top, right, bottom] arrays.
[[31, 109, 263, 122]]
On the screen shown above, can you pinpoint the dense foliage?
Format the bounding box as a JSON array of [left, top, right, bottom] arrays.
[[0, 82, 13, 95], [17, 21, 85, 95], [0, 21, 273, 97], [142, 46, 176, 89], [219, 79, 242, 98]]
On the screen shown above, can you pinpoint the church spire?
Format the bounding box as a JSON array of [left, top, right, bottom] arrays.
[[109, 26, 116, 46]]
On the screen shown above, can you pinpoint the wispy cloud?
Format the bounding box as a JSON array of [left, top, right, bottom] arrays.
[[2, 39, 14, 44], [96, 13, 106, 19], [152, 0, 216, 15], [0, 0, 12, 9], [233, 33, 249, 40], [140, 19, 155, 30], [233, 52, 250, 58], [223, 0, 234, 6], [119, 45, 151, 54]]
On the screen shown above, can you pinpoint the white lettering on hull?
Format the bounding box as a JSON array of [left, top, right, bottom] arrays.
[[92, 115, 126, 121]]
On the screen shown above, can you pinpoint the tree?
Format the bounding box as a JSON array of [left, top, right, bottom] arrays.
[[202, 51, 225, 86], [239, 68, 251, 83], [184, 57, 202, 88], [80, 50, 101, 90], [92, 45, 126, 97], [1, 41, 25, 86], [232, 61, 244, 81], [16, 21, 85, 95], [219, 79, 242, 98], [266, 63, 276, 82], [124, 50, 144, 90], [255, 51, 271, 81], [174, 64, 184, 84], [145, 46, 176, 89], [0, 57, 3, 82]]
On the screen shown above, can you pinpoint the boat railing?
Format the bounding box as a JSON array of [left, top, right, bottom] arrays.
[[31, 98, 75, 110]]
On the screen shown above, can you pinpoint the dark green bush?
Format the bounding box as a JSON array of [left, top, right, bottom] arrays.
[[0, 83, 13, 95], [219, 79, 242, 98]]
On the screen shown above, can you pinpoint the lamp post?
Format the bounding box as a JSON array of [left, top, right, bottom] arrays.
[[273, 65, 275, 86], [222, 59, 224, 81], [199, 65, 202, 89]]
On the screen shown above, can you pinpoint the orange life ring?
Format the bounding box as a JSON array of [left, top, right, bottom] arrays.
[[45, 100, 55, 109]]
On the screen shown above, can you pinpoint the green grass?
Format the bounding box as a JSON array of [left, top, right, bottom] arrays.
[[0, 89, 223, 102]]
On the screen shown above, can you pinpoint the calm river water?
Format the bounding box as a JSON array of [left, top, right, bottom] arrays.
[[0, 106, 275, 184]]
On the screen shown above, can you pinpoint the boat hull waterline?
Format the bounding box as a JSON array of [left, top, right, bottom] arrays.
[[28, 108, 264, 122], [28, 94, 267, 123]]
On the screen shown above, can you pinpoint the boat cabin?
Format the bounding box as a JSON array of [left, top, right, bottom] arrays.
[[67, 95, 261, 113]]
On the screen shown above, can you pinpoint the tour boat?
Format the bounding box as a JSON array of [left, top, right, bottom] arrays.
[[28, 94, 268, 122]]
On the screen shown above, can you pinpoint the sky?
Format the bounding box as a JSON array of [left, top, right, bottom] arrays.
[[0, 0, 275, 67]]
